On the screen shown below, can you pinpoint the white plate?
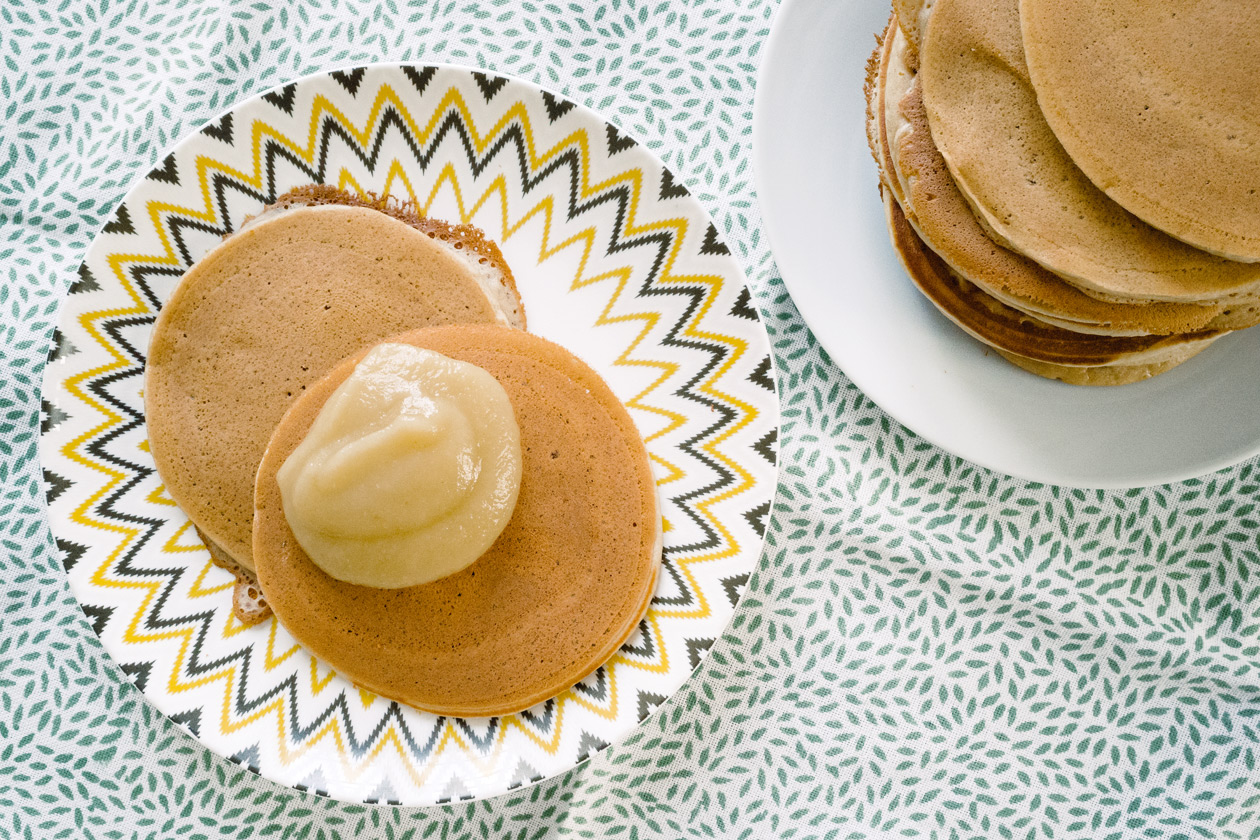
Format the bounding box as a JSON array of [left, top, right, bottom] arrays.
[[753, 0, 1260, 488], [40, 64, 779, 805]]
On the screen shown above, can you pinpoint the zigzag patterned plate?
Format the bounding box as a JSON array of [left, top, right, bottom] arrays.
[[39, 65, 778, 805]]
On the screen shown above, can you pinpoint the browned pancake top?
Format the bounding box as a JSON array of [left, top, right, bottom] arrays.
[[253, 325, 662, 717], [1021, 0, 1260, 262], [918, 0, 1260, 302], [891, 81, 1234, 335]]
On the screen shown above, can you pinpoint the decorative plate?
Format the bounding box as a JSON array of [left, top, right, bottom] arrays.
[[39, 64, 779, 805], [754, 0, 1260, 489]]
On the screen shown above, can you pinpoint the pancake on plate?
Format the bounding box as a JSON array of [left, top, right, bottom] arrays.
[[145, 186, 524, 622], [1021, 0, 1260, 263], [864, 13, 1227, 385], [875, 21, 1238, 337], [253, 325, 662, 717], [916, 0, 1260, 303], [879, 184, 1220, 386]]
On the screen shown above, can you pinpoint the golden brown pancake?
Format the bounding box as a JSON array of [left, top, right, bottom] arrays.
[[1021, 0, 1260, 263], [880, 187, 1220, 376], [863, 16, 893, 180], [269, 186, 526, 327], [891, 0, 935, 66], [254, 325, 662, 717], [878, 35, 1236, 336], [867, 15, 1227, 384], [917, 0, 1260, 303], [992, 347, 1211, 387], [867, 7, 1245, 384], [146, 188, 525, 616], [877, 16, 916, 209]]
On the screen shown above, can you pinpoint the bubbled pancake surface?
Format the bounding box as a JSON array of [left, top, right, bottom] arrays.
[[268, 185, 527, 329], [146, 204, 508, 574], [917, 0, 1260, 303], [253, 325, 663, 718], [881, 36, 1229, 336], [1020, 0, 1260, 263]]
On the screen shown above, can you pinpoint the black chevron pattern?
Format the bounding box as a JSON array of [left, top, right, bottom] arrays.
[[401, 65, 436, 96], [200, 112, 234, 145], [40, 398, 68, 434], [576, 731, 609, 762], [699, 221, 730, 255], [43, 469, 70, 505], [720, 573, 749, 607], [731, 286, 758, 321], [46, 328, 77, 362], [57, 538, 87, 573], [754, 429, 777, 464], [261, 82, 297, 115], [170, 708, 202, 736], [330, 67, 367, 95], [103, 205, 135, 236], [750, 355, 775, 391], [606, 122, 637, 154], [743, 500, 771, 538], [541, 90, 576, 123], [147, 152, 180, 185], [81, 604, 114, 636], [121, 660, 153, 692], [70, 264, 101, 294], [685, 637, 715, 669], [636, 691, 668, 720], [472, 71, 509, 101], [659, 168, 691, 200]]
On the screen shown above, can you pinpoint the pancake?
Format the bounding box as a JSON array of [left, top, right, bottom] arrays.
[[878, 15, 916, 208], [197, 526, 270, 624], [863, 16, 893, 180], [1021, 0, 1260, 263], [993, 347, 1210, 388], [253, 325, 662, 717], [891, 0, 935, 65], [868, 14, 1227, 384], [878, 25, 1232, 337], [146, 188, 525, 607], [880, 184, 1221, 380], [270, 185, 526, 327], [917, 0, 1260, 303], [866, 14, 912, 209]]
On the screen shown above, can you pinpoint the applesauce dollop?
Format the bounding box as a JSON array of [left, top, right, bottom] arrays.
[[275, 342, 522, 588]]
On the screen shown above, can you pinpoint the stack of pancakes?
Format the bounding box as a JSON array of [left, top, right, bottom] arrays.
[[865, 0, 1260, 385]]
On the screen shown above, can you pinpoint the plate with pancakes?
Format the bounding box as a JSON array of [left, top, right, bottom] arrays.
[[754, 0, 1260, 487], [40, 65, 779, 804]]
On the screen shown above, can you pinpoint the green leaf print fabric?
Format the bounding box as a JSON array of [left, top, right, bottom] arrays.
[[2, 1, 1258, 838]]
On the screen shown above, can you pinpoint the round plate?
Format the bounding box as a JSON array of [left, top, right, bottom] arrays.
[[753, 0, 1260, 488], [39, 64, 778, 805]]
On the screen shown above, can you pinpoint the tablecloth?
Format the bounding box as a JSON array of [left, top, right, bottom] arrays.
[[2, 1, 1259, 838]]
